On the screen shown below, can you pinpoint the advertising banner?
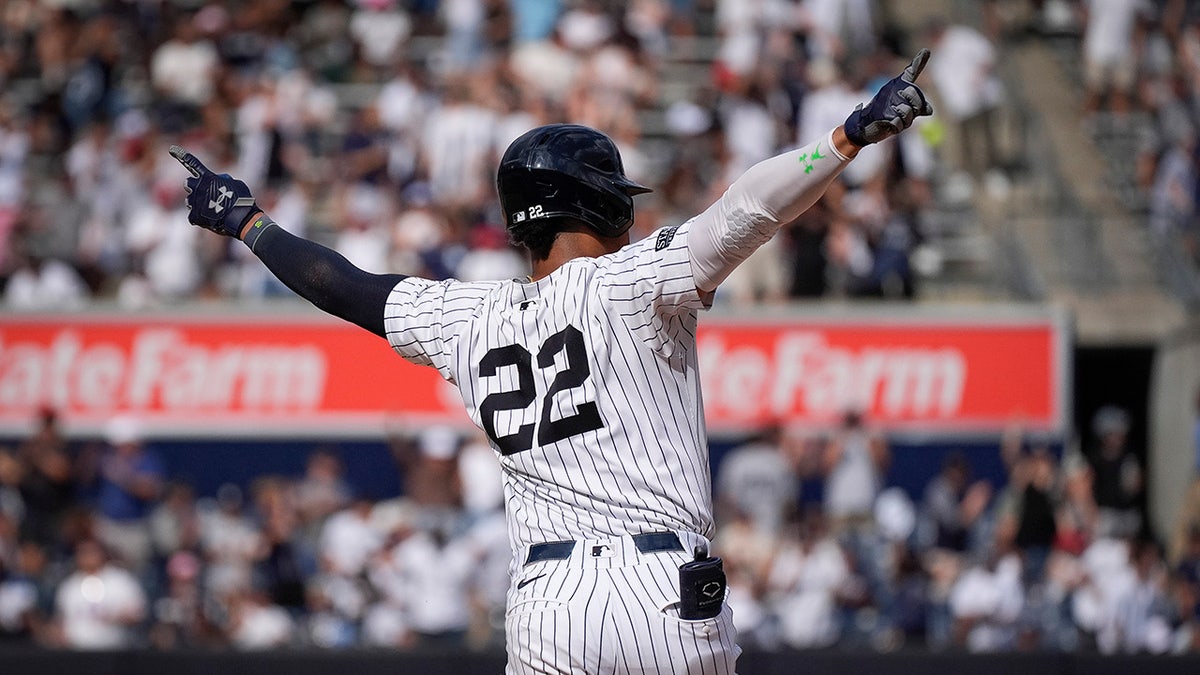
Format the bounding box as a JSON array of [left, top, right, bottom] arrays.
[[0, 310, 1067, 437]]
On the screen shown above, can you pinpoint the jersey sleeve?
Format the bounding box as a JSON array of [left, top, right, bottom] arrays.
[[383, 277, 481, 381], [596, 219, 709, 355]]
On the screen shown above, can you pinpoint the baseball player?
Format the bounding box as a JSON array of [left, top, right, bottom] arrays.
[[171, 50, 933, 673]]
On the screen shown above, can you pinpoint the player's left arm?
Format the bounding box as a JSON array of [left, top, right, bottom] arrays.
[[688, 49, 933, 293], [169, 147, 405, 338]]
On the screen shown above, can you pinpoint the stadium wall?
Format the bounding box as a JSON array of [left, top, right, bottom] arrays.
[[1150, 323, 1200, 551], [2, 646, 1200, 675]]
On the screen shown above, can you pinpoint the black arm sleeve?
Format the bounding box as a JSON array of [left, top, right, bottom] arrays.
[[250, 224, 406, 339]]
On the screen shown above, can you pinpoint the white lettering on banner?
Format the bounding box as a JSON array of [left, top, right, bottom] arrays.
[[0, 329, 327, 412], [699, 331, 967, 420]]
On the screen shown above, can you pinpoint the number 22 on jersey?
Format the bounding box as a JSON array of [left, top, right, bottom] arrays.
[[477, 325, 603, 455]]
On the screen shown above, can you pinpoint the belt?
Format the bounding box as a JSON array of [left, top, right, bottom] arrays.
[[524, 531, 684, 566]]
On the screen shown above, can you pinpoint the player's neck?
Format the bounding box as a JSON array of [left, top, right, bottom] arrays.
[[529, 230, 628, 281]]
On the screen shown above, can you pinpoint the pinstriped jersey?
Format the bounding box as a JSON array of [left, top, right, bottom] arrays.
[[383, 220, 714, 552]]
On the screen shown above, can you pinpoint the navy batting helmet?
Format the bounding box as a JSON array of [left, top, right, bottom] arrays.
[[496, 124, 651, 240]]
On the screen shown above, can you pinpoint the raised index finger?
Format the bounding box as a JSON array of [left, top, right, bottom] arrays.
[[901, 48, 931, 83], [169, 145, 210, 178]]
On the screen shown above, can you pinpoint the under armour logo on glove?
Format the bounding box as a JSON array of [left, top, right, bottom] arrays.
[[170, 145, 260, 238], [844, 49, 935, 147], [210, 185, 234, 213]]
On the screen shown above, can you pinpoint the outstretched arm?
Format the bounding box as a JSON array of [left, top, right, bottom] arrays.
[[688, 49, 934, 293], [239, 220, 404, 337], [170, 147, 403, 338]]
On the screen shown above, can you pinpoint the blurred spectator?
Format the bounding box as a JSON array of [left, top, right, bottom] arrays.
[[147, 550, 220, 650], [1171, 480, 1200, 567], [509, 0, 565, 43], [1175, 525, 1200, 589], [94, 417, 164, 576], [0, 533, 42, 642], [253, 477, 315, 613], [439, 0, 489, 73], [293, 448, 352, 534], [148, 482, 201, 566], [924, 17, 1006, 185], [305, 571, 367, 648], [1079, 0, 1153, 127], [461, 509, 510, 647], [376, 64, 428, 185], [717, 501, 782, 649], [948, 551, 1024, 651], [199, 483, 261, 600], [392, 426, 464, 515], [2, 239, 88, 311], [1086, 405, 1145, 540], [385, 517, 476, 647], [1195, 386, 1200, 476], [455, 224, 527, 282], [801, 0, 878, 63], [1054, 454, 1100, 558], [319, 495, 384, 579], [121, 178, 200, 304], [920, 452, 992, 554], [54, 538, 146, 649], [455, 430, 504, 519], [716, 426, 799, 535], [60, 13, 121, 135], [887, 544, 932, 647], [16, 409, 75, 548], [418, 77, 498, 210], [766, 508, 850, 649], [1105, 540, 1173, 653], [995, 442, 1060, 585], [226, 588, 296, 650], [150, 14, 220, 130], [1073, 536, 1136, 649], [349, 0, 413, 69], [0, 99, 30, 211], [0, 448, 22, 529], [387, 183, 449, 277], [1169, 561, 1200, 652], [822, 410, 889, 532], [1146, 128, 1198, 245]]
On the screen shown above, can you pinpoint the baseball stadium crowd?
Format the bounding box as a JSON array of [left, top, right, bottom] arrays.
[[1, 0, 1195, 300], [0, 0, 967, 311], [4, 0, 1200, 658], [3, 405, 1200, 654]]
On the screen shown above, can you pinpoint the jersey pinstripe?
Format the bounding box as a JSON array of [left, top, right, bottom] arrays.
[[383, 219, 714, 555]]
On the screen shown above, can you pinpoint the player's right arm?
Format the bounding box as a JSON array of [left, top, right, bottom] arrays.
[[169, 146, 404, 338], [687, 49, 934, 293]]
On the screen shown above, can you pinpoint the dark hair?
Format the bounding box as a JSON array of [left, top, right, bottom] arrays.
[[509, 216, 569, 262]]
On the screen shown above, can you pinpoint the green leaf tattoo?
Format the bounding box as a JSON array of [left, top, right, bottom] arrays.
[[799, 143, 827, 174]]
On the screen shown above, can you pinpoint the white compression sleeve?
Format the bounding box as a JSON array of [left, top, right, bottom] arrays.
[[688, 128, 852, 292]]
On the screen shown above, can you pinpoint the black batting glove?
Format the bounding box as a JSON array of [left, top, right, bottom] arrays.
[[170, 145, 260, 238], [843, 49, 935, 147]]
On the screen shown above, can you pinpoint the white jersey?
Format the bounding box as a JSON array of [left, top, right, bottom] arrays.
[[379, 128, 853, 674], [384, 219, 714, 554]]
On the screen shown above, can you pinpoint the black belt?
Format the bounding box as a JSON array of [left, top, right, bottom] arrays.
[[524, 531, 683, 565]]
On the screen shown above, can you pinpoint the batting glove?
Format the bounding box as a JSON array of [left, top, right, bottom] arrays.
[[170, 145, 260, 238], [843, 49, 935, 147]]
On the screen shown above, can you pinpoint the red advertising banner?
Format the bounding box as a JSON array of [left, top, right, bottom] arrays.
[[0, 310, 1067, 437]]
